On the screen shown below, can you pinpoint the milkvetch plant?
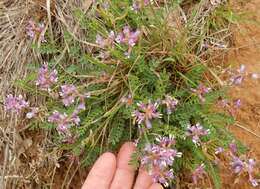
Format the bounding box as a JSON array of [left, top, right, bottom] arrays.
[[3, 0, 259, 188]]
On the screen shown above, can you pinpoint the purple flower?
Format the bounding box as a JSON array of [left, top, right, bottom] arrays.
[[160, 148, 182, 166], [48, 111, 70, 132], [162, 95, 178, 114], [132, 2, 141, 11], [249, 178, 259, 187], [229, 153, 259, 187], [230, 157, 244, 174], [215, 147, 224, 154], [191, 84, 211, 102], [156, 135, 176, 147], [48, 103, 85, 134], [186, 123, 209, 145], [116, 26, 141, 48], [36, 64, 58, 91], [59, 84, 78, 106], [141, 136, 181, 187], [229, 143, 237, 155], [192, 164, 206, 185], [151, 169, 174, 187], [132, 0, 151, 11], [133, 101, 161, 129], [26, 19, 46, 42], [230, 64, 246, 85], [26, 107, 39, 119], [4, 94, 29, 114], [233, 99, 241, 108], [219, 99, 241, 116]]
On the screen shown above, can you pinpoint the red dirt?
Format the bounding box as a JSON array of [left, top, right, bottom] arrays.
[[228, 0, 260, 158], [220, 0, 260, 188]]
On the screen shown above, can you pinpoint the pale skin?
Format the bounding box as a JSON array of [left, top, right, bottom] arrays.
[[82, 142, 163, 189]]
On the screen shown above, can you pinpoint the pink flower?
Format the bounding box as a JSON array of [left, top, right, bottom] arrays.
[[162, 95, 178, 114], [186, 123, 209, 145], [191, 84, 211, 102], [26, 19, 46, 42], [141, 136, 181, 187], [230, 64, 246, 85], [4, 94, 29, 114], [116, 26, 141, 48], [219, 99, 241, 116], [132, 0, 151, 11], [36, 64, 58, 91], [231, 156, 244, 174], [26, 107, 39, 119], [133, 101, 161, 128], [48, 104, 85, 133], [59, 84, 79, 106], [229, 142, 238, 155], [215, 147, 224, 154]]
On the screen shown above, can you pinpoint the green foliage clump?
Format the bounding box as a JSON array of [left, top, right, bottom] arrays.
[[17, 0, 242, 188]]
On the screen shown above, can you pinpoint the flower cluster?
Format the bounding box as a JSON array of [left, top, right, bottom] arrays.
[[48, 103, 85, 134], [26, 19, 46, 42], [132, 0, 151, 12], [186, 123, 209, 145], [230, 64, 246, 85], [191, 164, 207, 185], [162, 95, 178, 115], [229, 64, 259, 85], [132, 95, 180, 128], [95, 26, 140, 58], [191, 84, 211, 102], [34, 63, 89, 137], [36, 64, 58, 91], [141, 136, 182, 187], [219, 98, 241, 116], [4, 94, 40, 119], [59, 84, 90, 107], [59, 84, 79, 106], [115, 26, 140, 48], [133, 101, 161, 129], [4, 94, 29, 114], [228, 143, 259, 187]]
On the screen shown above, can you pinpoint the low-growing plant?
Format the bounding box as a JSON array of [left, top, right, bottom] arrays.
[[3, 0, 259, 188]]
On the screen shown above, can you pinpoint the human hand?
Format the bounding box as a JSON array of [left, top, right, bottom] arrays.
[[81, 142, 163, 189]]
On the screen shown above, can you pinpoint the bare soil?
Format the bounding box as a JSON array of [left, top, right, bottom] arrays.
[[220, 0, 260, 188]]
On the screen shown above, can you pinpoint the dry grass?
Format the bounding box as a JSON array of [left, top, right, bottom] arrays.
[[0, 1, 93, 188]]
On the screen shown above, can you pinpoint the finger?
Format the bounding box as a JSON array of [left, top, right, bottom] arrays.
[[133, 169, 153, 189], [110, 142, 136, 189], [82, 152, 116, 189], [149, 183, 164, 189]]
